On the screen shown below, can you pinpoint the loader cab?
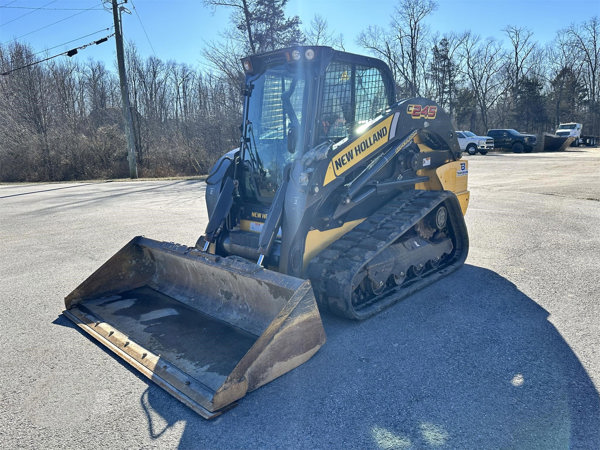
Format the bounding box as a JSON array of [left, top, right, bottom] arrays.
[[239, 46, 396, 203]]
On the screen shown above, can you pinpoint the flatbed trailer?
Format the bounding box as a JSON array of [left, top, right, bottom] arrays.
[[579, 135, 598, 146]]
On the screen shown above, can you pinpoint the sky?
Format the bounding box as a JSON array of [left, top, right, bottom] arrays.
[[1, 0, 599, 73]]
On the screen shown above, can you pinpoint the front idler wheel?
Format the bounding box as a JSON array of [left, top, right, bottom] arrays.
[[435, 205, 448, 230]]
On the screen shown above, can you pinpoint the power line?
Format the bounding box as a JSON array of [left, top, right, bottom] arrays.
[[0, 0, 59, 26], [31, 27, 114, 57], [1, 33, 114, 76], [1, 2, 106, 44], [129, 0, 156, 57], [1, 6, 104, 10]]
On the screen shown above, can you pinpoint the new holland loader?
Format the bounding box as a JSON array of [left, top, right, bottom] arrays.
[[64, 46, 469, 418]]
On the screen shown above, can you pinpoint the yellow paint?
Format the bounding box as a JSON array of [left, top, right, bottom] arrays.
[[415, 168, 443, 191], [414, 143, 470, 215], [455, 191, 470, 215], [303, 218, 365, 269], [413, 136, 432, 150], [436, 160, 468, 193], [239, 219, 256, 232], [414, 142, 443, 190], [435, 160, 469, 214], [323, 115, 395, 186]]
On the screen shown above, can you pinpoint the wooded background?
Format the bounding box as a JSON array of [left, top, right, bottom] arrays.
[[1, 0, 598, 182]]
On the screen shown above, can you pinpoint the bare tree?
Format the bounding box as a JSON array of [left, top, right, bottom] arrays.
[[204, 0, 257, 53], [204, 0, 302, 55], [504, 26, 537, 92], [459, 33, 507, 131], [172, 63, 196, 125], [203, 38, 246, 85], [358, 0, 437, 97], [357, 26, 402, 93], [546, 31, 588, 126], [430, 37, 455, 112], [565, 17, 600, 133], [392, 0, 437, 96], [5, 10, 600, 182], [304, 15, 345, 49], [503, 25, 537, 123]]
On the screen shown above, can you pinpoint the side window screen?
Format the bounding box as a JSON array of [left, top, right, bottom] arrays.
[[260, 74, 305, 140], [355, 66, 387, 123], [320, 62, 353, 141], [320, 62, 388, 142]]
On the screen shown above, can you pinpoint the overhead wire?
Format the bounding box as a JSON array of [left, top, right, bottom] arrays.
[[1, 6, 104, 11], [129, 0, 156, 57], [1, 2, 105, 41], [30, 27, 113, 57], [1, 32, 115, 76], [0, 0, 59, 26]]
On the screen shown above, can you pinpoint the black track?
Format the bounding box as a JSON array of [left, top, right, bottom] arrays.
[[307, 189, 469, 319]]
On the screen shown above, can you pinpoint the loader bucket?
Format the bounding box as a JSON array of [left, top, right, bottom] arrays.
[[64, 236, 326, 419]]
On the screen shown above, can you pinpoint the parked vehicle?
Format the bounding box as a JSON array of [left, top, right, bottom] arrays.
[[555, 123, 598, 147], [555, 123, 582, 146], [456, 131, 494, 155], [486, 129, 537, 153]]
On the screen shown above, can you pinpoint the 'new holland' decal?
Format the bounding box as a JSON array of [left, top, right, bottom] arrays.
[[323, 114, 396, 186]]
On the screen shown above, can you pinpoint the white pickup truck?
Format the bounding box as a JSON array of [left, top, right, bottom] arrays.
[[456, 130, 494, 155]]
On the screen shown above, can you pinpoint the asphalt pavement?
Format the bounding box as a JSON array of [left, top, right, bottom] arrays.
[[1, 148, 599, 449]]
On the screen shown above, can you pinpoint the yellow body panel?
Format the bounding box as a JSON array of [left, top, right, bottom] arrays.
[[436, 161, 469, 214], [240, 219, 262, 233], [303, 219, 365, 269], [414, 141, 469, 215]]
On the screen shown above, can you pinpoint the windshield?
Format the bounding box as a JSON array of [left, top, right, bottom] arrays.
[[243, 65, 307, 201], [558, 124, 576, 130], [463, 131, 476, 137]]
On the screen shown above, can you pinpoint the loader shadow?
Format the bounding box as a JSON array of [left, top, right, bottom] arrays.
[[0, 182, 93, 199], [30, 179, 203, 215], [98, 265, 600, 448]]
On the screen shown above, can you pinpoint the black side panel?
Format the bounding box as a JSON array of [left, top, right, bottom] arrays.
[[393, 98, 461, 157]]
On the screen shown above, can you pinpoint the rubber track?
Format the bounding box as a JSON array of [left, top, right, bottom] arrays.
[[307, 189, 457, 319]]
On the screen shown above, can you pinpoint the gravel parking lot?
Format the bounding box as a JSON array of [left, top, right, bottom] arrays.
[[1, 148, 599, 448]]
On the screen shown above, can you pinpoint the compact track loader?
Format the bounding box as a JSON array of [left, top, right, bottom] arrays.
[[65, 46, 469, 418]]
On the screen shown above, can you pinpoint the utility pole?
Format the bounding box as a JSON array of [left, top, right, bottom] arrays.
[[111, 0, 138, 178]]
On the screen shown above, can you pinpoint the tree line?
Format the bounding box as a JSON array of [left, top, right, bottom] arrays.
[[0, 0, 599, 182]]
